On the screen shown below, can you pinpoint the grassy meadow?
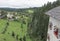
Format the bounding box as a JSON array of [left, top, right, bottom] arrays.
[[0, 18, 31, 41]]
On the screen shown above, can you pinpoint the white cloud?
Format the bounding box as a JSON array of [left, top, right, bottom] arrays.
[[0, 0, 57, 8]]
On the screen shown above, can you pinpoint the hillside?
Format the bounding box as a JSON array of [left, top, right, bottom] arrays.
[[0, 0, 60, 41]]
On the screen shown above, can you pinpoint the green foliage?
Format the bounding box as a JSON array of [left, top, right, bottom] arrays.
[[27, 0, 60, 41], [40, 0, 60, 12], [11, 31, 15, 38], [0, 0, 60, 41], [27, 9, 49, 41], [0, 19, 28, 41], [23, 36, 26, 41]]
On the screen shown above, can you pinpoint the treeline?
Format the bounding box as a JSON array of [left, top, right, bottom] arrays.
[[28, 10, 49, 41], [27, 0, 60, 41], [38, 0, 60, 13]]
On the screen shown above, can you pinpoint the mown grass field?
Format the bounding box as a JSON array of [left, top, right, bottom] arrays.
[[0, 19, 32, 41]]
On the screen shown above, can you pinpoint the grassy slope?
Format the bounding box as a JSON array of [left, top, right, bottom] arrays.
[[0, 19, 31, 41]]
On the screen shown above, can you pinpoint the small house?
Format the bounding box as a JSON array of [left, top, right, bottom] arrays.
[[7, 12, 14, 20]]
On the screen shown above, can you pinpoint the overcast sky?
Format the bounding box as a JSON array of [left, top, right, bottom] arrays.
[[0, 0, 57, 8]]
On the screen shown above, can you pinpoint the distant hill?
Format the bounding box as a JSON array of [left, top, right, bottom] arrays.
[[0, 8, 17, 12], [0, 7, 40, 12]]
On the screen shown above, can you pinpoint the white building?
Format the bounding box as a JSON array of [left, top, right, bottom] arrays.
[[45, 6, 60, 41], [7, 12, 14, 20]]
